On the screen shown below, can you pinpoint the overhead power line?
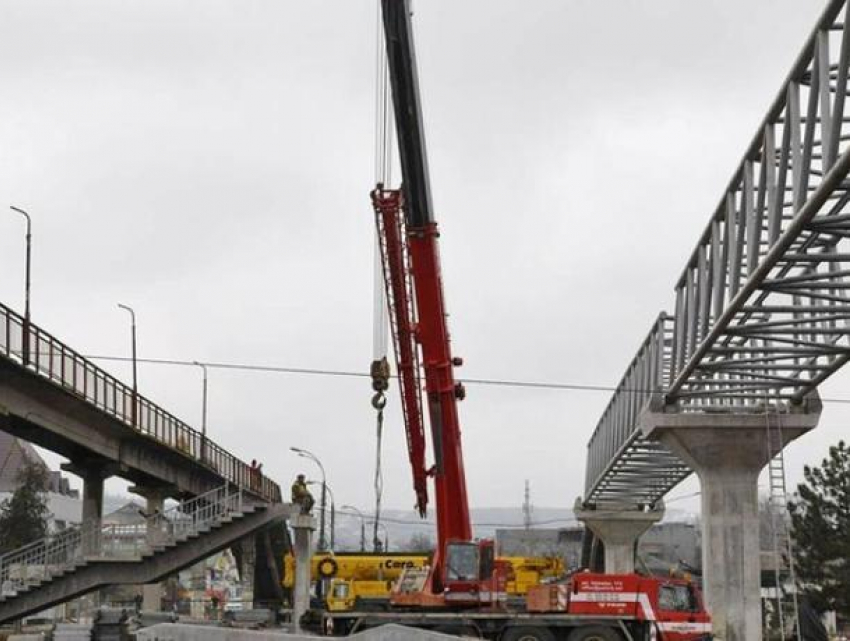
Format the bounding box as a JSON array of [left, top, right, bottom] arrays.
[[83, 353, 850, 404]]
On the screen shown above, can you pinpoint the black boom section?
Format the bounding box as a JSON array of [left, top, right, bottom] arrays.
[[381, 0, 434, 228]]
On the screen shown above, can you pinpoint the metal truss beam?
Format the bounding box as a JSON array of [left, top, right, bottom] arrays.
[[585, 1, 850, 506]]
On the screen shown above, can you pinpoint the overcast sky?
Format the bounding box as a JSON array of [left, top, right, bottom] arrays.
[[0, 0, 844, 523]]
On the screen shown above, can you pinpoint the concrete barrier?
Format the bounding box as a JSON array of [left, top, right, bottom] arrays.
[[136, 623, 461, 641]]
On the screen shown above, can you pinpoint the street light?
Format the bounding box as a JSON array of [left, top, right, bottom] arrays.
[[342, 505, 367, 552], [9, 206, 32, 365], [290, 447, 328, 551], [193, 361, 208, 461], [309, 481, 335, 550], [117, 303, 138, 426]]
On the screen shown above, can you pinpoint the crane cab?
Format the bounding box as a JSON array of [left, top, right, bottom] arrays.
[[442, 540, 507, 607], [391, 540, 507, 608]]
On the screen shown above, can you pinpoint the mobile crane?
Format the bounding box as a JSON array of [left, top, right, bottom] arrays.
[[369, 0, 493, 609], [330, 2, 712, 639]]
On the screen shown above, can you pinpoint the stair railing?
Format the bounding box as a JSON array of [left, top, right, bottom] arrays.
[[0, 483, 243, 599]]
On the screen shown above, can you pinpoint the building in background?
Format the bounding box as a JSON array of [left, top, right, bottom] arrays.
[[0, 432, 81, 530], [496, 520, 701, 577], [496, 528, 583, 569]]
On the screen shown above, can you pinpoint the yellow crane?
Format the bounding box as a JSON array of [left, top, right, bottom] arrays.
[[283, 552, 565, 612]]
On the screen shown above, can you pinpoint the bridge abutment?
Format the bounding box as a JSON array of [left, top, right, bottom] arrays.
[[574, 500, 663, 574], [639, 394, 821, 641]]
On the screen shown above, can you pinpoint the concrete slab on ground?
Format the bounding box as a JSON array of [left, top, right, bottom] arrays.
[[137, 623, 463, 641]]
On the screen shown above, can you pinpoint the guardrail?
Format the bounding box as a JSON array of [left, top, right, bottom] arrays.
[[0, 302, 280, 503], [583, 313, 690, 506], [0, 484, 243, 597]]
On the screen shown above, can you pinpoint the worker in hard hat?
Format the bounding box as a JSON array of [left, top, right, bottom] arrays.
[[291, 474, 315, 514]]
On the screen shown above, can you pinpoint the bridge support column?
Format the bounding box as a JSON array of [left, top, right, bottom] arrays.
[[62, 462, 113, 556], [639, 393, 821, 641], [129, 485, 173, 546], [291, 514, 315, 634], [239, 534, 257, 609], [574, 500, 663, 574], [130, 484, 174, 612]]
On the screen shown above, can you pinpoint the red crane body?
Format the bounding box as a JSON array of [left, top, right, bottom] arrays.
[[371, 0, 501, 605], [372, 190, 472, 549]]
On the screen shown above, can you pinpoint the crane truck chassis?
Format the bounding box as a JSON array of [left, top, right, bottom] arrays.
[[322, 572, 711, 641]]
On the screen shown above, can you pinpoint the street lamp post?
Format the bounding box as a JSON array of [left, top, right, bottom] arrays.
[[310, 481, 336, 550], [117, 304, 138, 426], [9, 206, 32, 365], [193, 361, 208, 462], [342, 505, 367, 552], [290, 447, 328, 551]]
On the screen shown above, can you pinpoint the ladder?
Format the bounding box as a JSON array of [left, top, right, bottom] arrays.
[[764, 407, 801, 641]]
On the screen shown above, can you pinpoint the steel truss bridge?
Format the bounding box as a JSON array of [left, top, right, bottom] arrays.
[[585, 0, 850, 507]]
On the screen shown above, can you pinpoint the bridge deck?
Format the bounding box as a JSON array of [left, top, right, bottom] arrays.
[[586, 0, 850, 507], [0, 301, 280, 502]]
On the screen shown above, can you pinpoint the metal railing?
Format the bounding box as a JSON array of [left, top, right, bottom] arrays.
[[584, 314, 690, 506], [0, 301, 280, 502], [667, 0, 850, 407], [0, 484, 244, 599]]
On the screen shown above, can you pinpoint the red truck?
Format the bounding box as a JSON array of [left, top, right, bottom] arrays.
[[324, 570, 711, 640]]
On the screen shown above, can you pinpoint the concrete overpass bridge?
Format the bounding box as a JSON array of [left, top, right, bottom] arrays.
[[0, 299, 293, 623], [581, 1, 850, 638]]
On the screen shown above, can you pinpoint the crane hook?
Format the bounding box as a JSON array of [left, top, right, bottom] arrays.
[[372, 391, 388, 410]]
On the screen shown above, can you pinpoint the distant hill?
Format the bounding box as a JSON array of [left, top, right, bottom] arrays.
[[330, 505, 695, 552], [330, 506, 576, 552]]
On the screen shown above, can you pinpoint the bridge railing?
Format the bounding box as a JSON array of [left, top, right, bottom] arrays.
[[0, 302, 280, 503], [584, 313, 690, 506], [668, 0, 850, 407], [0, 484, 244, 597]]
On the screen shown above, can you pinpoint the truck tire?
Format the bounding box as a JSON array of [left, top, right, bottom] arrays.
[[566, 626, 622, 641], [318, 557, 339, 578], [500, 626, 555, 641]]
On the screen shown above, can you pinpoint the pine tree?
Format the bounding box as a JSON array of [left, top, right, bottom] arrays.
[[0, 460, 50, 555], [789, 440, 850, 616]]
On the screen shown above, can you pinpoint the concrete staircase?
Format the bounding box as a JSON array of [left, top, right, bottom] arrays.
[[0, 485, 293, 624]]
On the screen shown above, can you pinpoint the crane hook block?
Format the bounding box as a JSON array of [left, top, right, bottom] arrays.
[[370, 357, 391, 393]]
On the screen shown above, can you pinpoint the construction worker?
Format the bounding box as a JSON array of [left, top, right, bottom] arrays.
[[291, 473, 315, 514]]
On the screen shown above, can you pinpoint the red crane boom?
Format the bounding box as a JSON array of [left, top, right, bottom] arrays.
[[371, 0, 500, 605]]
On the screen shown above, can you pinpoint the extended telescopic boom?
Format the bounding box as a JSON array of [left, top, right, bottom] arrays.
[[375, 0, 472, 571]]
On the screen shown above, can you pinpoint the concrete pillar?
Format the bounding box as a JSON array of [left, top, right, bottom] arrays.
[[190, 561, 207, 619], [639, 393, 821, 641], [61, 460, 114, 555], [142, 583, 161, 612], [574, 500, 663, 574], [130, 484, 173, 612], [239, 534, 257, 609], [291, 514, 316, 634], [81, 468, 106, 556], [131, 485, 169, 547]]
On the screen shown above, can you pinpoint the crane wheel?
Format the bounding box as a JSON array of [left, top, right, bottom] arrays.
[[317, 557, 339, 578], [565, 626, 623, 641], [500, 626, 555, 641]]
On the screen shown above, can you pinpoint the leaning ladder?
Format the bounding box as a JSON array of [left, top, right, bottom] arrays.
[[764, 407, 801, 641]]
